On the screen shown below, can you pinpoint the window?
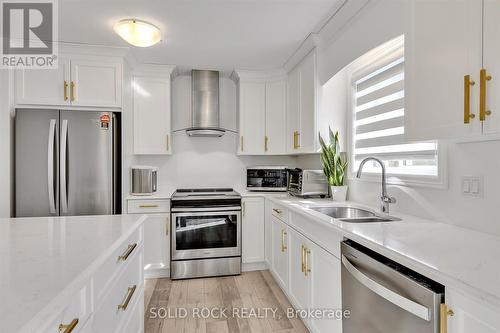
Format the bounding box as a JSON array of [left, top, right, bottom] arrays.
[[349, 37, 440, 182]]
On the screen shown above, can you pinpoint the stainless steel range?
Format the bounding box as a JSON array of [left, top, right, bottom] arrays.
[[170, 188, 242, 279]]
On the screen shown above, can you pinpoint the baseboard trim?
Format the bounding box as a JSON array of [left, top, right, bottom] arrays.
[[242, 261, 268, 272], [144, 267, 170, 279]]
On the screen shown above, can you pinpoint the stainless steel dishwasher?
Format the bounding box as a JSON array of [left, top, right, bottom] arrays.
[[341, 240, 445, 333]]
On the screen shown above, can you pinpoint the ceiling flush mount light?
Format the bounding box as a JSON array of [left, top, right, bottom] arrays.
[[114, 19, 162, 47]]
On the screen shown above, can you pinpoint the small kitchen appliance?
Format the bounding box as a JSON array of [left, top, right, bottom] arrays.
[[287, 168, 328, 198], [130, 166, 158, 195], [246, 166, 288, 192]]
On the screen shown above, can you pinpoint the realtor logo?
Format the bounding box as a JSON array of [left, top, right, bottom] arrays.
[[1, 0, 58, 68]]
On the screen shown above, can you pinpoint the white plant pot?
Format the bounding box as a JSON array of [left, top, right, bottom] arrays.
[[330, 185, 348, 201]]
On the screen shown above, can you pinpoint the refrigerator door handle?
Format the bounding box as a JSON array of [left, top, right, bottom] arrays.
[[60, 119, 69, 214], [47, 119, 57, 214], [341, 255, 431, 321]]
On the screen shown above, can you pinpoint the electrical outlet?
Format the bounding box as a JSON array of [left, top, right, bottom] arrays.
[[461, 176, 483, 197]]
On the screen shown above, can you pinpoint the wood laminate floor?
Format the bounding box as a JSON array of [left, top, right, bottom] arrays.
[[144, 270, 309, 333]]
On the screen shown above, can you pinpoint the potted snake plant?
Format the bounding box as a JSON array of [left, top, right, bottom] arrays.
[[319, 128, 348, 201]]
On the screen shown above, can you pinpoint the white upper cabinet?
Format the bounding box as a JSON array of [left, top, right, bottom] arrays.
[[482, 0, 500, 135], [239, 82, 266, 154], [70, 58, 122, 108], [15, 56, 71, 106], [15, 54, 123, 109], [265, 80, 287, 154], [236, 70, 287, 155], [133, 69, 173, 155], [286, 50, 317, 153], [405, 0, 500, 141]]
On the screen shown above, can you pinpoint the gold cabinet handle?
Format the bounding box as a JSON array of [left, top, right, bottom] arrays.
[[439, 304, 454, 333], [240, 136, 244, 152], [118, 243, 137, 261], [480, 68, 492, 121], [264, 136, 268, 152], [293, 131, 300, 149], [464, 75, 476, 123], [63, 81, 69, 101], [59, 318, 78, 333], [139, 204, 159, 208], [70, 81, 75, 101], [281, 229, 287, 252], [166, 134, 170, 151], [304, 247, 311, 276], [272, 208, 282, 214], [118, 285, 137, 311]]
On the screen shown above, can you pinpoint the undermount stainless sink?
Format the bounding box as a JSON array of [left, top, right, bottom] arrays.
[[310, 206, 401, 223]]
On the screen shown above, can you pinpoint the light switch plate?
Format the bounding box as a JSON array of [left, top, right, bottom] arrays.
[[461, 176, 483, 197]]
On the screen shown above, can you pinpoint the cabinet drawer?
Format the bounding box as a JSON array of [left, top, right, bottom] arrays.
[[270, 202, 288, 222], [92, 245, 144, 333], [127, 199, 170, 214], [93, 227, 143, 303], [289, 212, 342, 259], [40, 282, 92, 333]]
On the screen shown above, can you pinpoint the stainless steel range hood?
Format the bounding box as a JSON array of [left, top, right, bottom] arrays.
[[186, 70, 226, 137]]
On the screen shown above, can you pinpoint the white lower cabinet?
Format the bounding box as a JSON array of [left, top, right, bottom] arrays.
[[446, 287, 500, 333], [127, 198, 171, 278], [266, 200, 344, 333], [242, 197, 265, 264], [271, 215, 289, 289]]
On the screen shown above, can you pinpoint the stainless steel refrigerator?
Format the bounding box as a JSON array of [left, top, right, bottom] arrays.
[[15, 109, 121, 217]]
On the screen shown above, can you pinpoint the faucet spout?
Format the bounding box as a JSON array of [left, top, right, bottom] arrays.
[[356, 157, 396, 213]]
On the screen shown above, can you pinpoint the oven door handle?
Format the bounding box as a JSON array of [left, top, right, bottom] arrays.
[[341, 255, 431, 321], [171, 206, 241, 213]]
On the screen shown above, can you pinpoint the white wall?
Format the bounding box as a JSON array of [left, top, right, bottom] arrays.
[[311, 0, 500, 236], [0, 70, 13, 218], [135, 132, 297, 195]]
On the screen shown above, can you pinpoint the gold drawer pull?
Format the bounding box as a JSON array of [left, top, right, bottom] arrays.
[[118, 285, 137, 311], [281, 230, 287, 252], [464, 75, 475, 123], [118, 243, 137, 261], [273, 208, 282, 214], [63, 81, 69, 101], [59, 318, 78, 333], [479, 68, 492, 121], [439, 304, 454, 333], [139, 204, 159, 208], [70, 81, 75, 101], [304, 247, 311, 276], [301, 245, 305, 273]]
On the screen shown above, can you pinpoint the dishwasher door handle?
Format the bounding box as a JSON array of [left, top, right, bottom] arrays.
[[341, 255, 431, 321]]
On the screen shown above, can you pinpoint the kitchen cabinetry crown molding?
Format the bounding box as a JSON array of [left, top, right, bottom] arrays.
[[232, 69, 287, 83], [58, 42, 130, 58], [283, 33, 319, 72], [133, 64, 177, 78]]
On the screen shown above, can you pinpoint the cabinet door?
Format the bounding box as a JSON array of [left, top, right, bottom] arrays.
[[482, 0, 500, 135], [298, 51, 317, 153], [309, 242, 342, 333], [239, 82, 266, 155], [15, 56, 70, 106], [144, 214, 170, 273], [447, 287, 500, 333], [288, 228, 311, 311], [133, 76, 171, 155], [405, 0, 482, 140], [271, 216, 289, 290], [265, 80, 287, 154], [287, 67, 300, 153], [70, 58, 122, 107], [242, 197, 265, 263]]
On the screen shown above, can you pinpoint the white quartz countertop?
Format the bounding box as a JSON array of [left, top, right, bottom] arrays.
[[0, 214, 146, 333], [265, 195, 500, 307]]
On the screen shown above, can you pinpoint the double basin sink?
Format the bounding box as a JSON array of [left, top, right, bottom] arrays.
[[309, 206, 401, 223]]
